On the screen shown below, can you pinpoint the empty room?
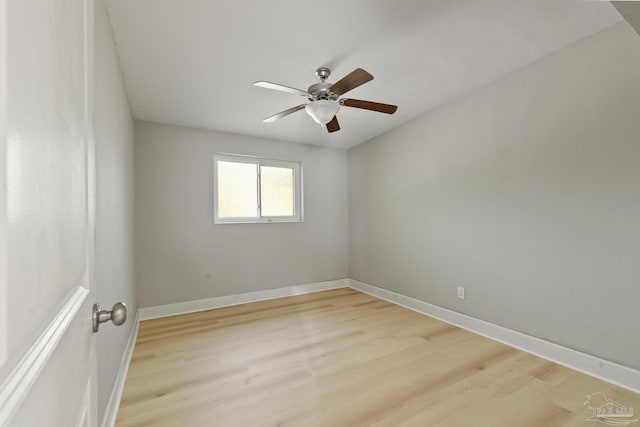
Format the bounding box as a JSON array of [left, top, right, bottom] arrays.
[[1, 0, 640, 426]]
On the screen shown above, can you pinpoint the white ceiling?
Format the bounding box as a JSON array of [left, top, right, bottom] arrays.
[[104, 0, 622, 150]]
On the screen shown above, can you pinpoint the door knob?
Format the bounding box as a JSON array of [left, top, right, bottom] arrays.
[[93, 302, 127, 333]]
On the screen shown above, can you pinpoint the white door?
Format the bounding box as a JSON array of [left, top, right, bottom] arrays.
[[0, 0, 99, 425]]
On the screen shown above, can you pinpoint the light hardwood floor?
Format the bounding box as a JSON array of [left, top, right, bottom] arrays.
[[116, 288, 640, 426]]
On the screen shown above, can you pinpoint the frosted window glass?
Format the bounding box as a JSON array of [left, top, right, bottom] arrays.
[[260, 166, 294, 217], [217, 161, 257, 218]]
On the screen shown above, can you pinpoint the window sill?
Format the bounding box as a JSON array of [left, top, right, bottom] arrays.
[[214, 218, 303, 225]]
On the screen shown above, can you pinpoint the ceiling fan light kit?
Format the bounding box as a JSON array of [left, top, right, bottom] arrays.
[[254, 67, 397, 133], [305, 100, 340, 125]]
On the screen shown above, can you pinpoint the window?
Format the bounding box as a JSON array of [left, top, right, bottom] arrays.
[[214, 153, 302, 224]]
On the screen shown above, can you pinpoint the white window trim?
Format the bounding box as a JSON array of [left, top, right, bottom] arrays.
[[213, 153, 303, 224]]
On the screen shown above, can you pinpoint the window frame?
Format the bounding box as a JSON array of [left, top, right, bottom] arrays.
[[213, 153, 303, 224]]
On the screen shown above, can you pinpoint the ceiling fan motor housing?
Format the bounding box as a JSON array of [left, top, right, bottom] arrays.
[[306, 67, 338, 102], [307, 82, 338, 102]]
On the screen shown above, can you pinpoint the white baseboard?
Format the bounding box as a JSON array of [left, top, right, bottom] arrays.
[[100, 312, 139, 427], [137, 279, 349, 321], [348, 279, 640, 394]]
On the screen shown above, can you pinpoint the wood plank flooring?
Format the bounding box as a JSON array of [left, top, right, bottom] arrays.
[[116, 288, 640, 426]]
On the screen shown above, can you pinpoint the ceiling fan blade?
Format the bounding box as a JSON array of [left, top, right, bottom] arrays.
[[329, 68, 373, 96], [341, 98, 398, 114], [326, 116, 340, 133], [262, 104, 306, 123], [253, 81, 309, 97]]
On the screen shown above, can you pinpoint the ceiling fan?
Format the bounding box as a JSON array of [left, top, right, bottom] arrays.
[[253, 67, 398, 133]]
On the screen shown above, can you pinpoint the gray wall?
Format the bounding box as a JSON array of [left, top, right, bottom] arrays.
[[94, 0, 137, 422], [348, 22, 640, 370], [135, 122, 349, 307]]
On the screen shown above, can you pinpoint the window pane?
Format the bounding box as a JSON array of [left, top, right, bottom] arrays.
[[217, 161, 257, 218], [260, 165, 294, 217]]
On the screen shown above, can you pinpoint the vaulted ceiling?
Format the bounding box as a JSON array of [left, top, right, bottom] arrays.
[[104, 0, 622, 149]]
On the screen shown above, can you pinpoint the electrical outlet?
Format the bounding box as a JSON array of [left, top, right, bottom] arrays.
[[457, 286, 466, 300]]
